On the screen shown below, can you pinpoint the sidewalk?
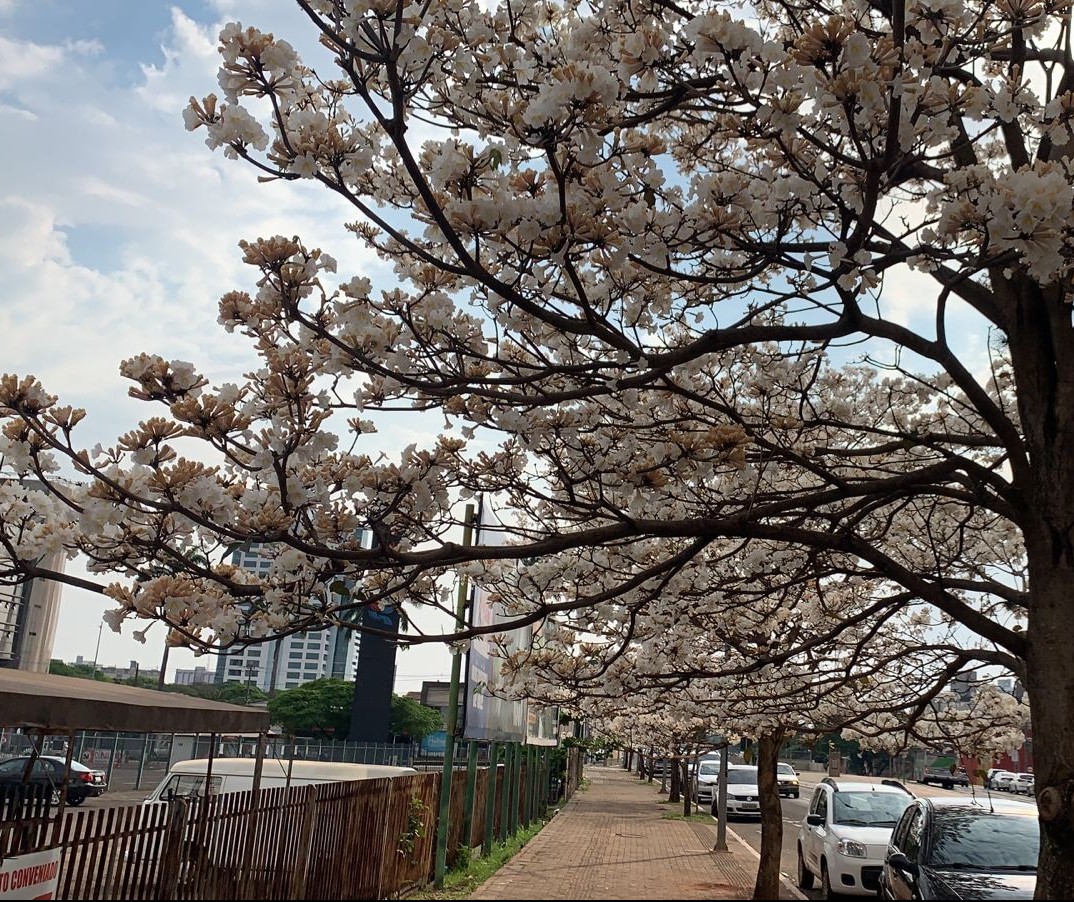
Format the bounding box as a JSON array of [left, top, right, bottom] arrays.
[[469, 765, 802, 900]]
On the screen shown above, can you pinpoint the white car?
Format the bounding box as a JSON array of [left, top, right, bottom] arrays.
[[1012, 772, 1035, 795], [707, 764, 762, 818], [777, 762, 801, 798], [694, 759, 721, 803], [992, 770, 1018, 791], [797, 777, 914, 898]]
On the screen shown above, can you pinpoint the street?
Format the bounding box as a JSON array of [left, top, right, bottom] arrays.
[[724, 773, 1037, 900]]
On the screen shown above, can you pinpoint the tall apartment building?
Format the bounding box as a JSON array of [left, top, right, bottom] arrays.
[[0, 548, 65, 673], [213, 544, 361, 693]]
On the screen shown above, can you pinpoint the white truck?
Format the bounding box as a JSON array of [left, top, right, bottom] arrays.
[[144, 756, 416, 802]]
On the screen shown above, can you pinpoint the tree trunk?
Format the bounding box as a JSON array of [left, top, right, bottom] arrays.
[[647, 747, 655, 783], [669, 759, 680, 802], [753, 731, 784, 901], [1004, 276, 1074, 899], [1025, 559, 1074, 900], [681, 759, 692, 817]]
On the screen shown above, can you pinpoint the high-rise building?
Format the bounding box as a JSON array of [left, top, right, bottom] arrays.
[[213, 544, 360, 693], [0, 548, 66, 673]]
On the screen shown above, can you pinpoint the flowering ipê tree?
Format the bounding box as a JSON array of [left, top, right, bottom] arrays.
[[2, 2, 1074, 892]]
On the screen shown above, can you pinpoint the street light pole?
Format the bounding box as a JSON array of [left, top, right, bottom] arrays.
[[157, 642, 170, 691], [91, 621, 104, 679]]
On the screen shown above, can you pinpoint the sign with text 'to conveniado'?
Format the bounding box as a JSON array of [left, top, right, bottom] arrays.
[[0, 847, 63, 899]]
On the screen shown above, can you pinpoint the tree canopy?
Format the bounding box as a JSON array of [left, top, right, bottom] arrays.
[[5, 2, 1074, 894]]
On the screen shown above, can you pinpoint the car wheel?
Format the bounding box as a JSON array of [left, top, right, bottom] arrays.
[[792, 790, 800, 798], [49, 789, 61, 807], [66, 793, 86, 806], [821, 861, 839, 900], [796, 845, 814, 890], [943, 781, 953, 790]]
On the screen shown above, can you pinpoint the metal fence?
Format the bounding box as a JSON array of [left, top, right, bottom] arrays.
[[0, 729, 430, 794], [0, 745, 582, 900]]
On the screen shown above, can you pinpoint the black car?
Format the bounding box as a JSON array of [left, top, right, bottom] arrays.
[[879, 795, 1038, 900], [0, 755, 108, 806]]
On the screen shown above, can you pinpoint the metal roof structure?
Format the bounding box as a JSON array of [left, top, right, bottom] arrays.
[[0, 668, 270, 734]]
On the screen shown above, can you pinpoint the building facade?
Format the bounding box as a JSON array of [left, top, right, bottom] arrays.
[[0, 548, 66, 673], [213, 544, 361, 693]]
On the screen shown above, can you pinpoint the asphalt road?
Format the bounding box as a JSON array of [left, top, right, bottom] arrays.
[[725, 774, 1037, 900]]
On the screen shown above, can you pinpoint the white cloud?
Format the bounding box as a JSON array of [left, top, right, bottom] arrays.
[[2, 3, 449, 685]]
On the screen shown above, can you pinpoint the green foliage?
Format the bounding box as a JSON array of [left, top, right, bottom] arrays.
[[163, 681, 268, 704], [407, 818, 547, 900], [121, 675, 161, 689], [661, 811, 713, 822], [49, 660, 113, 682], [390, 694, 442, 741], [267, 678, 354, 737], [397, 795, 428, 861]]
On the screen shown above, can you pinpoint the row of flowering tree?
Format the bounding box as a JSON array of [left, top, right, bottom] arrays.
[[491, 554, 1028, 897], [1, 1, 1073, 894]]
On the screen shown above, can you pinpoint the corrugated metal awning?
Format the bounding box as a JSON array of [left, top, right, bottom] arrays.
[[0, 668, 270, 733]]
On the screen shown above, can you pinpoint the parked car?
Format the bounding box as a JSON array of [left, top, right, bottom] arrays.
[[879, 795, 1038, 899], [0, 755, 107, 806], [1011, 773, 1035, 795], [920, 764, 970, 789], [991, 770, 1018, 792], [777, 762, 801, 798], [694, 759, 721, 804], [708, 764, 761, 818], [797, 777, 915, 898], [984, 768, 1010, 790]]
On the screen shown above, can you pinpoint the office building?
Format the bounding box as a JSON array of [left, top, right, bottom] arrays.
[[213, 544, 361, 693]]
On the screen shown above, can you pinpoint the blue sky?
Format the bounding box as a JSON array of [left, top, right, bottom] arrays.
[[0, 0, 451, 689], [0, 1, 999, 689]]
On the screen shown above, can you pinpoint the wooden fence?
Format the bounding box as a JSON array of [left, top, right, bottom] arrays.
[[4, 749, 579, 899]]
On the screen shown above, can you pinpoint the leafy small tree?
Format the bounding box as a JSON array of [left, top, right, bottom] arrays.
[[389, 694, 442, 742], [267, 678, 353, 738]]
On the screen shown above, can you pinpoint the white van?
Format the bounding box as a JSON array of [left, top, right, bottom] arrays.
[[144, 757, 416, 803]]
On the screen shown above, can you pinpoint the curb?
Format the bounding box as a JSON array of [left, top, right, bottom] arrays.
[[724, 823, 809, 901]]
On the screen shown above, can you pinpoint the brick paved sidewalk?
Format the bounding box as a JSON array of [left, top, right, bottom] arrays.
[[469, 765, 802, 900]]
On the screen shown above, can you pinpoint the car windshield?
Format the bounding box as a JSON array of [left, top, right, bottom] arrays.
[[832, 791, 910, 827], [1018, 774, 1033, 780], [928, 811, 1039, 870], [726, 768, 758, 785], [698, 763, 719, 776], [777, 764, 795, 775]]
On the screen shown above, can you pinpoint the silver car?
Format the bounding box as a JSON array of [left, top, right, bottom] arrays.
[[694, 760, 721, 803]]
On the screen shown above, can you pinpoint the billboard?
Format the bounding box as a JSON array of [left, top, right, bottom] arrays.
[[348, 603, 400, 741], [462, 499, 530, 742], [526, 703, 559, 747]]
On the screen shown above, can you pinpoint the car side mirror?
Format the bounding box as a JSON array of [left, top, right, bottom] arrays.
[[806, 813, 825, 827], [888, 852, 919, 878]]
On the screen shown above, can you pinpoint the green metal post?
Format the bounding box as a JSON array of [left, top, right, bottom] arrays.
[[499, 743, 513, 841], [434, 504, 475, 887], [462, 741, 479, 849], [539, 747, 549, 815], [526, 746, 536, 825], [509, 741, 521, 834], [483, 741, 499, 855]]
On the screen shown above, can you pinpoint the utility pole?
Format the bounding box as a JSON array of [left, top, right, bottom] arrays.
[[714, 744, 729, 852], [434, 503, 475, 887]]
